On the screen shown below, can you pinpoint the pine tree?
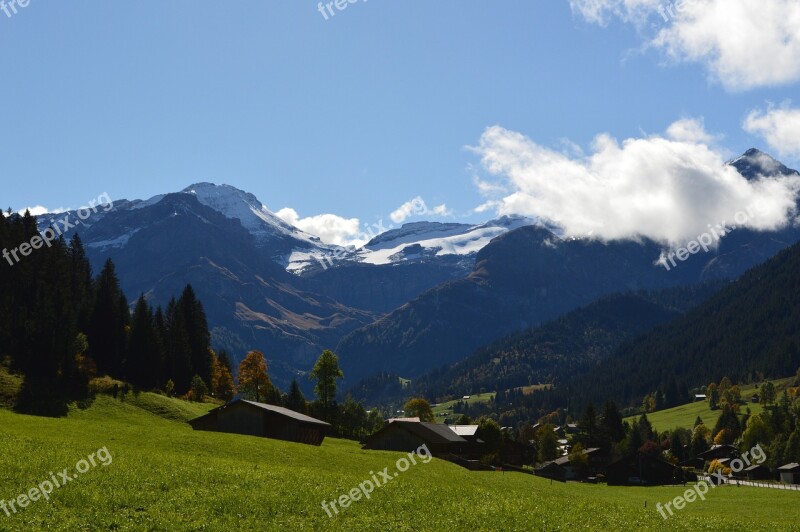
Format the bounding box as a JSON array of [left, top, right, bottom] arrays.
[[600, 400, 626, 443], [88, 259, 129, 377], [285, 379, 307, 413], [786, 429, 800, 463], [178, 285, 212, 384], [164, 298, 192, 392], [127, 295, 163, 389]]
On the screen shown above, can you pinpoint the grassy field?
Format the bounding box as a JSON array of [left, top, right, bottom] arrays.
[[625, 378, 795, 432], [0, 392, 799, 530], [431, 392, 495, 421]]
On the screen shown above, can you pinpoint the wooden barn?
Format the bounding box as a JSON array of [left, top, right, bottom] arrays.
[[606, 453, 689, 486], [188, 399, 330, 446], [743, 464, 772, 481], [363, 420, 467, 456], [778, 463, 800, 484]]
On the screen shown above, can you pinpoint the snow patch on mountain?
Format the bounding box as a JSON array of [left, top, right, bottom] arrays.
[[181, 183, 326, 247], [356, 216, 536, 266]]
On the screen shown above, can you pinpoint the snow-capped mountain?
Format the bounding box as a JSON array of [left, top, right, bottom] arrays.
[[728, 148, 800, 179], [27, 148, 799, 389], [354, 216, 536, 266], [180, 183, 325, 248]]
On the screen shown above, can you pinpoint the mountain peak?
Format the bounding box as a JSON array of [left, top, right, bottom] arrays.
[[728, 149, 799, 179]]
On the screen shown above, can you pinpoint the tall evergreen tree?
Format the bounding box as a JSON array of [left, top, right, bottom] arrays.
[[88, 259, 129, 377], [285, 379, 307, 413], [164, 297, 192, 393], [178, 285, 212, 385], [600, 400, 626, 443], [127, 295, 163, 389]]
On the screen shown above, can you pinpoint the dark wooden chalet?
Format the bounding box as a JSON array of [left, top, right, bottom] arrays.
[[188, 399, 330, 446]]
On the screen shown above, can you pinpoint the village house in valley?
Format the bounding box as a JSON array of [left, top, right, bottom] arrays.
[[362, 419, 469, 456]]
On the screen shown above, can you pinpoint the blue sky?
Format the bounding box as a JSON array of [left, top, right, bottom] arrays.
[[2, 1, 799, 244]]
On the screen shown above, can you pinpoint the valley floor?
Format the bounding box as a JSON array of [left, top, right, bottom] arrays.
[[0, 393, 798, 531]]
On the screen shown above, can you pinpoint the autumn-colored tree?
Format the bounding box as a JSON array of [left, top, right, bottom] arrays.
[[210, 350, 235, 402], [714, 428, 734, 445], [639, 440, 661, 458], [404, 397, 434, 422], [237, 350, 273, 403], [690, 424, 710, 458]]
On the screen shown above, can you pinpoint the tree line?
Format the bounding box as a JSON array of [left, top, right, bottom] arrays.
[[0, 210, 227, 413]]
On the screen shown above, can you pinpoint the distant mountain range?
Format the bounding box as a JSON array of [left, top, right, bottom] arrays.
[[37, 184, 532, 388], [335, 149, 800, 384], [35, 149, 800, 392]]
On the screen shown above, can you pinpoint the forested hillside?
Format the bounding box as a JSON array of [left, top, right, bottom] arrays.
[[0, 211, 217, 415], [413, 283, 723, 400], [564, 239, 800, 410]]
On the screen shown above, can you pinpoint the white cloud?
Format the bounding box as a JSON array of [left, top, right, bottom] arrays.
[[275, 207, 365, 247], [471, 121, 800, 247], [569, 0, 660, 26], [571, 0, 800, 91], [390, 196, 452, 224], [666, 118, 717, 144], [744, 104, 800, 160], [18, 205, 51, 216]]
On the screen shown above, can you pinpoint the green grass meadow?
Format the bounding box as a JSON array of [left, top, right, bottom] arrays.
[[626, 378, 794, 432], [0, 391, 798, 531]]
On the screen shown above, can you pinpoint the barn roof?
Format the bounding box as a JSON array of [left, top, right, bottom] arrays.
[[388, 421, 467, 444], [778, 463, 800, 471], [450, 425, 479, 437], [189, 399, 331, 427]]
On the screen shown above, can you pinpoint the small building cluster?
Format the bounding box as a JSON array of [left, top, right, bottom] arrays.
[[187, 400, 800, 489]]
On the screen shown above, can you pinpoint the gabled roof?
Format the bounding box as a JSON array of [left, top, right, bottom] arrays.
[[450, 425, 479, 437], [189, 399, 331, 427], [778, 463, 800, 471], [386, 421, 467, 445], [241, 400, 331, 426], [550, 447, 601, 467]]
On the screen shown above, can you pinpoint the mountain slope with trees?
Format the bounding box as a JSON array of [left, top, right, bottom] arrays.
[[412, 283, 724, 401], [564, 238, 800, 410]]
